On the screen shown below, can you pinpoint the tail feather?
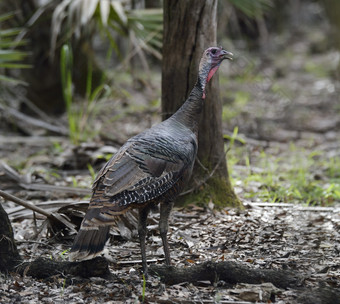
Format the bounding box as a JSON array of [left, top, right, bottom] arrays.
[[69, 226, 110, 261]]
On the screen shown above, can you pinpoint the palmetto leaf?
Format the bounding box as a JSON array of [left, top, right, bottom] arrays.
[[50, 0, 163, 60], [0, 74, 27, 84], [0, 50, 29, 62], [0, 12, 15, 23], [100, 0, 110, 26], [0, 39, 28, 48], [81, 0, 99, 26], [0, 28, 22, 37], [0, 13, 30, 84], [111, 1, 127, 25]]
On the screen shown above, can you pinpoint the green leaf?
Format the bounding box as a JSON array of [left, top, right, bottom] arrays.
[[0, 39, 28, 48], [0, 74, 27, 85], [0, 12, 15, 23], [0, 63, 31, 69], [0, 12, 30, 83], [0, 28, 21, 37]]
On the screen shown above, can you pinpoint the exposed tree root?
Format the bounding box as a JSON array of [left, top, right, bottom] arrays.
[[149, 261, 300, 289], [150, 262, 340, 304], [15, 257, 112, 280], [298, 286, 340, 304]]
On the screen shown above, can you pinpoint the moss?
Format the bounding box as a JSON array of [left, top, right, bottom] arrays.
[[208, 176, 242, 208], [176, 175, 243, 210]]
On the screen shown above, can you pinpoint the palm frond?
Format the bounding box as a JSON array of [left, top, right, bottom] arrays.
[[50, 0, 163, 60], [0, 13, 30, 84]]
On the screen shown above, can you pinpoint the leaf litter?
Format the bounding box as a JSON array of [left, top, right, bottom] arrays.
[[1, 198, 339, 303]]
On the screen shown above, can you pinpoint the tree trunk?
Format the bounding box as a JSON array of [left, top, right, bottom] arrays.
[[0, 203, 22, 272], [322, 0, 340, 80], [162, 0, 241, 208]]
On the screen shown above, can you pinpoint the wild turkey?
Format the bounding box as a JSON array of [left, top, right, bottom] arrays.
[[69, 46, 233, 274]]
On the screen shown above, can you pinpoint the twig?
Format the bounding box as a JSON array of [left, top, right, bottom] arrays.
[[0, 103, 68, 135], [180, 152, 227, 196], [0, 135, 65, 146], [245, 201, 340, 212], [0, 189, 51, 218], [0, 189, 77, 232], [19, 183, 91, 196], [195, 157, 210, 173], [0, 161, 22, 183], [176, 214, 212, 231]]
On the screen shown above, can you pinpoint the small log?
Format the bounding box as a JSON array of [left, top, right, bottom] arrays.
[[16, 257, 112, 280], [150, 261, 300, 289]]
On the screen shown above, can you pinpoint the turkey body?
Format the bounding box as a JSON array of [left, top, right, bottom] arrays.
[[69, 46, 233, 274], [90, 119, 197, 215]]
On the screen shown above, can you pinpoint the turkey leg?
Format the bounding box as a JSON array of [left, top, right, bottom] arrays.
[[138, 205, 151, 275], [159, 202, 174, 265]]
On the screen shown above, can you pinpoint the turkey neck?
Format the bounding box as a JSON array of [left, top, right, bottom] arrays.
[[169, 79, 204, 135]]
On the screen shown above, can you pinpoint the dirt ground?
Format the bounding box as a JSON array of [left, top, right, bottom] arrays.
[[1, 2, 340, 303]]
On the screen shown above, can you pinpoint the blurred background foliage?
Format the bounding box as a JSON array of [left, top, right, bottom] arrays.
[[1, 0, 338, 115], [0, 0, 280, 115]]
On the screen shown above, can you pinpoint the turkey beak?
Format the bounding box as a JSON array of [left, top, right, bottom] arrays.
[[221, 50, 233, 61]]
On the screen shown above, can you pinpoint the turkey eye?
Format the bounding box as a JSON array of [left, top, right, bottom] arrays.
[[211, 49, 217, 55]]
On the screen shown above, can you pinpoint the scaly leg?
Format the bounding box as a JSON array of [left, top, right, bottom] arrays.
[[138, 205, 151, 275], [159, 202, 174, 266]]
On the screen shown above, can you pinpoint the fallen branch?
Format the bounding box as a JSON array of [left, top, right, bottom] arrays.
[[16, 257, 112, 280], [0, 189, 77, 233], [149, 261, 300, 289]]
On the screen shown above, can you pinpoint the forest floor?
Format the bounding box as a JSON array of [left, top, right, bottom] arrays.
[[1, 7, 340, 304]]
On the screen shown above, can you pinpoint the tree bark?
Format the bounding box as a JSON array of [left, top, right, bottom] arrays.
[[322, 0, 340, 80], [162, 0, 240, 207]]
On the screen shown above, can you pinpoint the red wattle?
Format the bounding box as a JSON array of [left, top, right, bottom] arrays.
[[207, 65, 220, 83]]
